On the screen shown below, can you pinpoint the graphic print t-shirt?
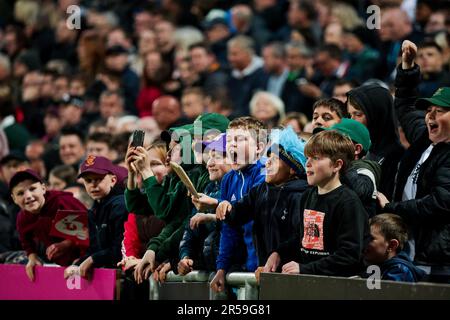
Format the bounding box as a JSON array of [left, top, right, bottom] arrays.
[[298, 185, 368, 267], [302, 209, 325, 251]]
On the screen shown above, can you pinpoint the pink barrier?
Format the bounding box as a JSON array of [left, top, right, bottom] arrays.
[[0, 264, 117, 300]]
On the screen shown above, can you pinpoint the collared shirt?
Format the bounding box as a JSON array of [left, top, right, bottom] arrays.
[[231, 56, 264, 79]]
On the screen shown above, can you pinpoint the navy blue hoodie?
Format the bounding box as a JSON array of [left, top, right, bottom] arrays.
[[381, 251, 426, 282]]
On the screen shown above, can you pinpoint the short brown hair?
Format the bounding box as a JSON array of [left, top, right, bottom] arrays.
[[313, 98, 347, 118], [304, 130, 355, 173], [228, 116, 267, 143], [370, 214, 408, 253]]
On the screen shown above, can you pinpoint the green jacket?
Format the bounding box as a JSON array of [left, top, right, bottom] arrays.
[[125, 165, 210, 260]]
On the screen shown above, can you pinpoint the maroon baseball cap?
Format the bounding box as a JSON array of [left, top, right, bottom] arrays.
[[9, 169, 43, 191], [78, 155, 118, 178]]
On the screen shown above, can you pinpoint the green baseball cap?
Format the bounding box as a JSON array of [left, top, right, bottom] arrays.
[[416, 87, 450, 110], [169, 124, 193, 142], [189, 113, 230, 135], [315, 118, 372, 152]]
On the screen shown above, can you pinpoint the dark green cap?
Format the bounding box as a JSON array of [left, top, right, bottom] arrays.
[[190, 113, 230, 134], [316, 118, 371, 152], [416, 87, 450, 110]]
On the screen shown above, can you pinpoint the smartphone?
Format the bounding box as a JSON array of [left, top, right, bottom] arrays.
[[131, 130, 145, 147]]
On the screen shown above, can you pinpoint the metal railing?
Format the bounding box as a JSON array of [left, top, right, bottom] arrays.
[[149, 271, 259, 300]]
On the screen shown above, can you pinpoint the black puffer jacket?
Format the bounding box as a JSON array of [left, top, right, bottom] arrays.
[[225, 178, 309, 266], [384, 64, 450, 265], [347, 84, 405, 198]]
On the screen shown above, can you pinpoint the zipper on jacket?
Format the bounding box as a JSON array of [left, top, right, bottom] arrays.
[[239, 171, 245, 199]]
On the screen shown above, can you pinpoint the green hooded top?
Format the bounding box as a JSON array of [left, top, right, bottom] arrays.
[[124, 113, 229, 261]]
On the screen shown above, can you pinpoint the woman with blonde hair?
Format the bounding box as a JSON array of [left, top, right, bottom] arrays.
[[249, 91, 285, 129]]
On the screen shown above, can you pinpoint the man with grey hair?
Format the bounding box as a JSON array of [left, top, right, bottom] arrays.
[[226, 35, 268, 116]]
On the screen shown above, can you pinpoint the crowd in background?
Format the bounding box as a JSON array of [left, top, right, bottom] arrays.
[[0, 0, 449, 299]]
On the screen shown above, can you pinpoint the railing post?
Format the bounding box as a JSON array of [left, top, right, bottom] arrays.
[[226, 272, 259, 300], [149, 275, 159, 300]]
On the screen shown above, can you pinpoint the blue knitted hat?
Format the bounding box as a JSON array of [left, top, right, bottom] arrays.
[[269, 126, 307, 176]]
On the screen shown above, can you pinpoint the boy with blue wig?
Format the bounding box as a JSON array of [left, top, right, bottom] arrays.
[[216, 126, 309, 270]]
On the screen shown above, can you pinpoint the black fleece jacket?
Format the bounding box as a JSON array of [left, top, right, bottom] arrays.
[[225, 178, 309, 266]]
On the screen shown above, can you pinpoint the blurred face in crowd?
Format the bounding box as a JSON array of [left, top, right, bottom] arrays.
[[144, 51, 163, 77], [48, 174, 67, 191], [347, 102, 368, 127], [1, 160, 29, 183], [99, 93, 124, 119], [315, 51, 338, 77], [105, 53, 128, 72], [251, 94, 278, 122], [137, 117, 160, 137], [288, 1, 308, 28], [425, 106, 450, 144], [60, 104, 83, 126], [54, 76, 69, 101], [107, 29, 131, 49], [44, 113, 63, 137], [425, 12, 445, 34], [206, 24, 229, 43], [343, 33, 363, 54], [286, 47, 306, 71], [262, 46, 284, 74], [40, 74, 54, 98], [265, 152, 294, 185], [12, 180, 46, 214], [379, 8, 411, 42], [182, 93, 204, 120], [25, 142, 46, 178], [312, 106, 341, 129], [69, 79, 86, 96], [86, 141, 111, 159], [59, 134, 85, 165], [134, 11, 155, 36], [152, 96, 181, 130], [228, 44, 252, 71], [138, 30, 157, 55], [417, 46, 443, 74], [226, 128, 262, 171], [81, 173, 116, 201], [207, 150, 231, 181], [154, 21, 174, 51], [324, 23, 343, 48], [333, 84, 353, 103], [189, 47, 212, 73], [178, 60, 198, 87]]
